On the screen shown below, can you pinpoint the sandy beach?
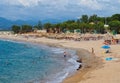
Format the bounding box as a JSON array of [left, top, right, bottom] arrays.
[[0, 34, 120, 83]]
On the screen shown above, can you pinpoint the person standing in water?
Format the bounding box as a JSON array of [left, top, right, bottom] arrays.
[[64, 51, 67, 57]]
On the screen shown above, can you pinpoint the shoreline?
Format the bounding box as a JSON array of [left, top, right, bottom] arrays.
[[62, 48, 103, 83], [0, 34, 105, 83]]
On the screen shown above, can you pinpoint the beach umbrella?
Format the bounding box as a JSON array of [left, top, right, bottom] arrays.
[[101, 45, 110, 49]]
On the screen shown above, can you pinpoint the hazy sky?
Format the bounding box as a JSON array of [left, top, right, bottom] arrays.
[[0, 0, 120, 21]]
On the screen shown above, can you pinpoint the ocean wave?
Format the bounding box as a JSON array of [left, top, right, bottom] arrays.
[[51, 48, 65, 54], [44, 53, 81, 83]]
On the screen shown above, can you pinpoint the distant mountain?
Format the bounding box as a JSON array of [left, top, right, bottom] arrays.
[[42, 18, 65, 24], [0, 17, 68, 30], [0, 17, 12, 30], [0, 17, 37, 30]]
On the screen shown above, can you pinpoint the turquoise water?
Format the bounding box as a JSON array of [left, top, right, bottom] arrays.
[[0, 39, 80, 83]]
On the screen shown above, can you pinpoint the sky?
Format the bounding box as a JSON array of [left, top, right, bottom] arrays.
[[0, 0, 120, 21]]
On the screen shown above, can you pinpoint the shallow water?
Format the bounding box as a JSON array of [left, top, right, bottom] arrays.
[[0, 39, 80, 83]]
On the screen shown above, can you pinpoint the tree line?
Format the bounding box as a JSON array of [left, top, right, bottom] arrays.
[[12, 14, 120, 34]]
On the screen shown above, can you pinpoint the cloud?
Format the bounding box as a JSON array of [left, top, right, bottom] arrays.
[[0, 0, 120, 21], [18, 0, 40, 7], [78, 0, 103, 10], [0, 0, 41, 7], [118, 0, 120, 3]]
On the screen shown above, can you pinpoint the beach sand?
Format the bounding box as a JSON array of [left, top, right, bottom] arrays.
[[0, 34, 120, 83]]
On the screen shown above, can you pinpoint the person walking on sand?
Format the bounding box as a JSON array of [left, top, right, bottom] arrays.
[[92, 48, 95, 54]]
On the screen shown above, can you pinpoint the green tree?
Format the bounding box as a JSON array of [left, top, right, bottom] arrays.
[[109, 20, 120, 33], [43, 23, 51, 33], [106, 17, 112, 24], [33, 25, 39, 29], [89, 14, 98, 23], [52, 23, 61, 33], [33, 21, 42, 30], [77, 19, 81, 23], [43, 23, 51, 29], [97, 22, 104, 33], [67, 22, 79, 32], [111, 14, 120, 21], [88, 23, 96, 33], [80, 15, 88, 23], [21, 25, 32, 33], [65, 20, 75, 24], [79, 23, 86, 33], [11, 25, 21, 33], [60, 22, 68, 32], [38, 21, 43, 30]]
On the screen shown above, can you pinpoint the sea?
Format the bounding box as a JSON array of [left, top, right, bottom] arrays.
[[0, 39, 80, 83]]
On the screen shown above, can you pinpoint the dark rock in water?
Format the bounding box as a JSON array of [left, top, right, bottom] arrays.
[[77, 59, 82, 63], [77, 64, 82, 70], [76, 59, 82, 70]]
